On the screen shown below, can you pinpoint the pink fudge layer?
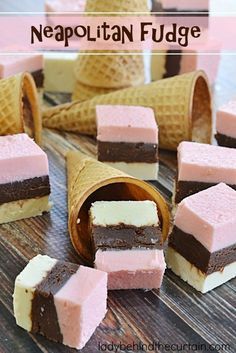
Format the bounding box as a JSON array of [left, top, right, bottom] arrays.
[[162, 0, 209, 10], [95, 249, 166, 290], [216, 101, 236, 138], [177, 141, 236, 185], [96, 105, 158, 144], [0, 134, 49, 184], [0, 55, 43, 78], [45, 0, 86, 12], [179, 41, 220, 84], [175, 183, 236, 253], [54, 266, 107, 350]]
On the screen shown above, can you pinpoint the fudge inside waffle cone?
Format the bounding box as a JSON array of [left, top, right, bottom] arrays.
[[67, 151, 170, 264]]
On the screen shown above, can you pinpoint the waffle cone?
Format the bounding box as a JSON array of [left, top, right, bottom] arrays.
[[72, 80, 120, 102], [74, 53, 145, 89], [0, 72, 42, 144], [43, 71, 212, 151], [85, 0, 149, 12], [67, 151, 170, 264]]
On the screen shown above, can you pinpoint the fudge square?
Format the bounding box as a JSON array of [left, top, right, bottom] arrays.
[[13, 255, 107, 350], [0, 134, 51, 224], [167, 183, 236, 293], [0, 55, 44, 91], [174, 141, 236, 203], [96, 105, 159, 180], [216, 100, 236, 148], [90, 201, 166, 290]]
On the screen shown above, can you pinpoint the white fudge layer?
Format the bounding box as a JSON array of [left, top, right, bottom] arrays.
[[167, 247, 236, 294], [44, 53, 77, 93], [216, 101, 236, 138], [106, 162, 159, 180], [0, 134, 49, 184], [90, 200, 159, 227], [177, 141, 236, 185], [0, 196, 52, 225], [13, 255, 57, 331], [175, 183, 236, 253]]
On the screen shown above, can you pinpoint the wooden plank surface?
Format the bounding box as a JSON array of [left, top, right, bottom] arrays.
[[0, 123, 235, 353]]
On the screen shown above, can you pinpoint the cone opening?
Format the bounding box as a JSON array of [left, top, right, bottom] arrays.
[[71, 178, 170, 265], [191, 74, 212, 144], [22, 73, 42, 144]]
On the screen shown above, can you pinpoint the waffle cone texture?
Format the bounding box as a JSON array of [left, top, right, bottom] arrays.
[[72, 80, 121, 102], [67, 151, 170, 264], [0, 72, 42, 144], [85, 0, 149, 12], [44, 71, 212, 151], [74, 52, 145, 90]]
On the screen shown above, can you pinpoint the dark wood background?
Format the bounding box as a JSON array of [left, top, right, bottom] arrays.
[[0, 1, 236, 353]]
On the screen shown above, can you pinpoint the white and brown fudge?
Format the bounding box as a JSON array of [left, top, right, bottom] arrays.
[[0, 134, 51, 224], [216, 100, 236, 148], [0, 55, 44, 93], [97, 105, 159, 180], [167, 183, 236, 293], [174, 141, 236, 204], [90, 201, 166, 290], [13, 255, 107, 349]]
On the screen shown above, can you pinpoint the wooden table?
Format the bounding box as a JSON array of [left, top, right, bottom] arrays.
[[0, 81, 235, 353]]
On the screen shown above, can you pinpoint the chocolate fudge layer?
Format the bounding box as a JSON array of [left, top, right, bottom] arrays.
[[31, 260, 78, 342], [215, 133, 236, 149], [163, 50, 182, 78], [97, 141, 158, 163], [0, 176, 50, 205], [92, 224, 163, 250], [169, 226, 236, 275], [31, 69, 44, 89], [175, 180, 236, 204]]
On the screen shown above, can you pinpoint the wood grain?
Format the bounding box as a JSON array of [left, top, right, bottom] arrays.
[[0, 119, 235, 353]]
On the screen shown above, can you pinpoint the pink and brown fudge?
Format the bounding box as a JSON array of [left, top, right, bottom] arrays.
[[97, 105, 159, 180], [167, 183, 236, 293], [0, 55, 44, 92], [151, 42, 220, 85], [216, 100, 236, 148], [13, 255, 107, 350], [0, 133, 51, 224], [174, 141, 236, 204], [90, 201, 166, 290]]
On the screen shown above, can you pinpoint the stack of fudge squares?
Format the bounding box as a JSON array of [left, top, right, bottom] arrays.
[[168, 141, 236, 293], [0, 133, 51, 224], [89, 200, 166, 290], [97, 105, 159, 180]]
